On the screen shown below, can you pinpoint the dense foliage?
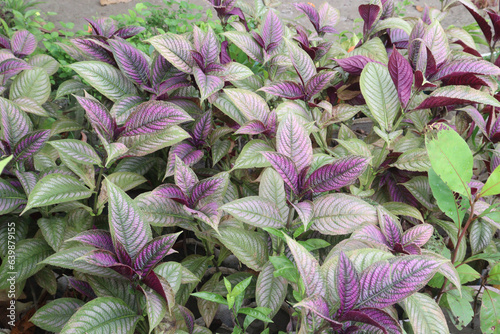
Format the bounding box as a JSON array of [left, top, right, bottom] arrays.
[[1, 0, 500, 333]]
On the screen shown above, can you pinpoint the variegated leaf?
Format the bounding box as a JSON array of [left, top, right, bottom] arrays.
[[0, 96, 33, 147], [109, 38, 150, 86], [221, 196, 285, 228], [50, 139, 102, 166], [256, 261, 287, 317], [193, 67, 224, 101], [311, 194, 377, 235], [232, 139, 273, 169], [224, 88, 270, 124], [223, 31, 264, 63], [402, 292, 449, 334], [31, 298, 85, 333], [286, 39, 316, 84], [276, 113, 312, 172], [67, 61, 137, 101], [147, 33, 194, 73], [218, 227, 268, 271]]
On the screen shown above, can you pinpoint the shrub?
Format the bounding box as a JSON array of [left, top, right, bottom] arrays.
[[0, 0, 500, 333]]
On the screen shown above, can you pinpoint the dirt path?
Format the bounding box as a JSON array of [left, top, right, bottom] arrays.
[[38, 0, 474, 34]]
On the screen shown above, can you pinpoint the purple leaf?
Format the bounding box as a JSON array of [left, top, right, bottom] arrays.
[[443, 73, 492, 90], [133, 232, 180, 275], [174, 156, 199, 195], [337, 252, 360, 315], [351, 224, 388, 246], [318, 3, 339, 34], [305, 71, 336, 100], [85, 18, 104, 36], [13, 130, 50, 162], [402, 243, 421, 255], [294, 295, 343, 330], [259, 81, 305, 100], [179, 305, 195, 334], [431, 59, 500, 81], [415, 86, 500, 110], [67, 277, 97, 299], [0, 58, 32, 82], [402, 223, 433, 247], [0, 34, 10, 49], [220, 41, 231, 64], [304, 156, 368, 193], [69, 230, 115, 253], [294, 3, 320, 32], [71, 38, 116, 65], [75, 94, 115, 142], [389, 28, 409, 48], [200, 26, 220, 66], [287, 40, 316, 84], [192, 110, 213, 142], [193, 67, 224, 101], [77, 249, 135, 278], [462, 3, 492, 43], [359, 4, 380, 35], [382, 215, 402, 248], [11, 30, 37, 58], [109, 38, 150, 86], [276, 114, 312, 173], [142, 270, 170, 303], [285, 235, 326, 298], [262, 10, 283, 52], [356, 308, 401, 334], [261, 152, 299, 194], [339, 310, 387, 334], [357, 256, 442, 309], [121, 100, 192, 137], [190, 177, 224, 206], [164, 142, 203, 178], [113, 26, 145, 39], [234, 120, 267, 135], [334, 55, 380, 75], [153, 184, 188, 206], [150, 53, 173, 89], [388, 48, 413, 108], [0, 97, 33, 148], [487, 9, 500, 41]]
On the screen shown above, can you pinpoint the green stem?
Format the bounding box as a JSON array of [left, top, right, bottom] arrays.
[[93, 167, 104, 215]]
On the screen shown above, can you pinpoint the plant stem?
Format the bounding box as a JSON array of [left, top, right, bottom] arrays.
[[436, 198, 478, 302]]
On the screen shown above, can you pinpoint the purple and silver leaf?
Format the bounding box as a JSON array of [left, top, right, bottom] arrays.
[[121, 100, 193, 137], [13, 130, 50, 162], [462, 2, 492, 43], [133, 232, 181, 275], [190, 177, 224, 206], [334, 55, 380, 76], [381, 215, 402, 248], [262, 10, 283, 52], [294, 3, 320, 32], [106, 179, 150, 260], [0, 34, 10, 49], [10, 30, 37, 58], [305, 71, 336, 100], [142, 270, 170, 303], [193, 67, 224, 101], [304, 156, 368, 193], [285, 235, 326, 298], [150, 52, 173, 89], [109, 38, 150, 86], [164, 142, 203, 178], [339, 310, 388, 334], [0, 58, 32, 82], [220, 41, 231, 64], [318, 3, 339, 34], [192, 110, 213, 142], [388, 48, 413, 108], [336, 252, 360, 315], [356, 308, 401, 334], [259, 81, 305, 100], [69, 229, 115, 253], [351, 225, 388, 246], [402, 223, 433, 247], [75, 94, 115, 142], [174, 156, 199, 195], [287, 40, 316, 85], [357, 256, 442, 309], [70, 38, 116, 66], [276, 113, 312, 173], [76, 249, 135, 279], [200, 26, 220, 66], [113, 26, 145, 39], [431, 59, 500, 81], [234, 120, 268, 135], [262, 151, 299, 195]]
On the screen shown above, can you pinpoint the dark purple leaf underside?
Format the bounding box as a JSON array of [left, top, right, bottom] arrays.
[[388, 48, 413, 108], [340, 310, 387, 334], [295, 3, 320, 32], [13, 130, 50, 162], [305, 156, 368, 193], [220, 41, 231, 64], [109, 38, 150, 86], [67, 277, 97, 299], [462, 3, 492, 43], [357, 308, 401, 334], [432, 59, 500, 81], [142, 270, 169, 302], [359, 4, 380, 35], [260, 81, 305, 100]]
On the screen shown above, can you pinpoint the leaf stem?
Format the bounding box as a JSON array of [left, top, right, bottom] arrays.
[[93, 167, 104, 215]]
